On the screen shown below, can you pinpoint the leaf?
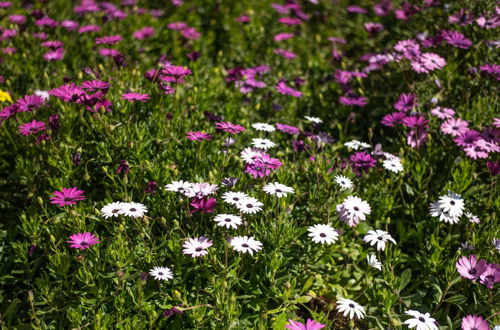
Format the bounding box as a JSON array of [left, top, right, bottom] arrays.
[[445, 294, 467, 305], [398, 269, 411, 292], [291, 295, 312, 304], [272, 312, 288, 330]]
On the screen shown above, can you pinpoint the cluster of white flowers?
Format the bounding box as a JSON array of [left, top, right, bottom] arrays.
[[336, 195, 371, 227], [344, 139, 371, 150], [165, 180, 218, 198], [251, 122, 275, 132], [100, 201, 148, 218], [429, 191, 465, 224], [222, 191, 263, 214]]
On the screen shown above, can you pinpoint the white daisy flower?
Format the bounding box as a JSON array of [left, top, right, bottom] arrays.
[[344, 140, 371, 150], [367, 254, 382, 271], [465, 212, 480, 224], [184, 183, 218, 198], [252, 123, 275, 132], [149, 266, 173, 281], [363, 229, 397, 251], [34, 90, 50, 101], [493, 238, 500, 252], [251, 138, 276, 150], [403, 310, 438, 330], [236, 197, 263, 214], [334, 175, 353, 190], [336, 298, 365, 319], [428, 201, 460, 224], [121, 202, 148, 218], [307, 224, 339, 244], [240, 147, 262, 164], [437, 192, 464, 218], [182, 237, 213, 258], [262, 182, 294, 198], [337, 196, 371, 227], [382, 158, 403, 173], [230, 236, 263, 254], [100, 201, 125, 218], [165, 180, 192, 194], [304, 116, 323, 124], [222, 191, 249, 205], [214, 214, 243, 229]]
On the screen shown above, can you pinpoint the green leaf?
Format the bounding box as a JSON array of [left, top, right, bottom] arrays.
[[445, 294, 467, 305], [398, 269, 411, 292], [272, 312, 288, 330]]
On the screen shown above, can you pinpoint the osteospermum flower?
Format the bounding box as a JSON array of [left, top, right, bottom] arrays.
[[182, 237, 213, 258], [429, 192, 464, 224], [18, 120, 46, 136], [222, 191, 249, 205], [382, 158, 403, 173], [404, 310, 438, 330], [215, 121, 245, 134], [334, 175, 353, 190], [479, 263, 500, 289], [252, 123, 275, 132], [121, 92, 150, 102], [456, 255, 487, 280], [367, 254, 382, 271], [50, 187, 85, 207], [149, 266, 173, 281], [214, 214, 242, 229], [100, 201, 125, 218], [121, 202, 148, 218], [262, 182, 294, 197], [251, 138, 276, 150], [308, 224, 339, 244], [337, 196, 371, 227], [363, 230, 396, 251], [67, 232, 100, 250], [184, 183, 218, 198], [304, 116, 323, 124], [230, 236, 262, 254], [336, 298, 365, 319], [461, 315, 490, 330], [285, 319, 325, 330], [165, 180, 192, 194], [344, 140, 371, 150], [186, 131, 213, 141], [236, 197, 263, 214]]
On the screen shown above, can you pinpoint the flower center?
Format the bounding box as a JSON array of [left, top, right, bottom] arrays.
[[64, 197, 72, 201], [320, 233, 326, 237], [348, 304, 355, 308], [353, 206, 360, 211], [468, 268, 477, 275], [246, 204, 253, 208], [195, 247, 203, 252], [450, 201, 455, 205], [112, 209, 119, 213], [377, 236, 383, 240], [158, 272, 163, 276], [418, 317, 425, 322], [225, 218, 231, 222], [80, 241, 88, 246], [130, 208, 137, 212], [242, 243, 249, 248]]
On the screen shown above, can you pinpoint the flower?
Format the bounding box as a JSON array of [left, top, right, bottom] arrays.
[[252, 123, 275, 132], [465, 212, 480, 224], [262, 182, 294, 197], [404, 310, 438, 330], [308, 224, 339, 244], [304, 116, 323, 124], [461, 315, 490, 330], [95, 35, 123, 45], [236, 197, 263, 214], [183, 237, 213, 257], [429, 192, 464, 223], [221, 177, 239, 188], [190, 197, 217, 214], [116, 160, 130, 175], [50, 187, 85, 207], [367, 254, 382, 270], [251, 138, 275, 150], [121, 202, 148, 218], [382, 158, 403, 173], [215, 121, 245, 134], [381, 112, 407, 126], [0, 90, 13, 103], [163, 306, 183, 318], [363, 230, 396, 251], [456, 255, 487, 280], [214, 214, 242, 229], [276, 123, 300, 135], [479, 263, 500, 289], [149, 266, 173, 281], [184, 183, 218, 198], [222, 191, 249, 205], [67, 232, 100, 250], [336, 298, 365, 319], [349, 152, 376, 174], [121, 92, 150, 103], [186, 131, 213, 141], [430, 107, 455, 119], [337, 196, 371, 227], [276, 81, 302, 97], [334, 175, 353, 190], [442, 30, 473, 49], [285, 319, 325, 330], [394, 93, 418, 112], [230, 236, 263, 254], [16, 95, 45, 112], [165, 180, 192, 194], [493, 238, 500, 252], [100, 201, 125, 218]]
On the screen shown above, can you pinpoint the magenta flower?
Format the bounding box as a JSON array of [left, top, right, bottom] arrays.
[[167, 22, 188, 30], [448, 9, 475, 26], [381, 112, 407, 126], [78, 25, 101, 34], [407, 129, 428, 149], [274, 48, 297, 59], [430, 107, 455, 119], [456, 255, 487, 280], [180, 27, 201, 40], [95, 35, 123, 45], [162, 65, 192, 77], [16, 95, 45, 112], [133, 27, 155, 40], [50, 187, 85, 207], [276, 81, 302, 98], [394, 93, 418, 112], [190, 197, 217, 214], [487, 161, 500, 176], [285, 319, 325, 330], [49, 84, 84, 103], [81, 80, 110, 92], [121, 92, 150, 103], [479, 263, 500, 289], [350, 152, 376, 174], [418, 53, 446, 71], [44, 49, 64, 61], [461, 315, 489, 330], [454, 130, 481, 147], [215, 122, 245, 134], [116, 160, 129, 175], [339, 95, 367, 106], [442, 30, 473, 49], [402, 115, 429, 129], [67, 232, 100, 250], [274, 33, 294, 41], [276, 123, 300, 135], [441, 118, 469, 136], [347, 6, 368, 14], [186, 131, 213, 141], [278, 17, 303, 26], [364, 22, 384, 34], [18, 120, 46, 136]]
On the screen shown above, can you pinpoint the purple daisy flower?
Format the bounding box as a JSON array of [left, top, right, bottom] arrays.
[[186, 131, 213, 141], [394, 93, 418, 112], [215, 122, 245, 134], [121, 92, 150, 103], [50, 187, 86, 207], [16, 95, 45, 112], [18, 120, 46, 136], [67, 232, 100, 250]]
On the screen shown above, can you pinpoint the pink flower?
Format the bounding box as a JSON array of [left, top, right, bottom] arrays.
[[274, 48, 297, 59], [215, 122, 246, 134], [186, 131, 213, 141], [121, 93, 150, 103], [276, 81, 302, 98], [441, 118, 469, 136], [461, 315, 489, 330], [190, 197, 217, 214], [18, 120, 46, 136], [50, 187, 85, 207], [95, 35, 123, 45], [456, 255, 487, 280], [430, 107, 455, 119], [133, 27, 155, 40], [274, 33, 294, 41], [479, 263, 500, 289], [285, 319, 325, 330], [67, 232, 100, 250]]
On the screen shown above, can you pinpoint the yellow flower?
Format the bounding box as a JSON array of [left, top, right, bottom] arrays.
[[0, 90, 13, 103]]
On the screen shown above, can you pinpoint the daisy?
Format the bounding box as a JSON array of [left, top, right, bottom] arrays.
[[382, 158, 403, 173], [363, 230, 397, 251], [215, 121, 246, 134], [465, 212, 480, 223], [337, 196, 371, 227], [50, 187, 85, 207], [240, 147, 262, 164], [367, 254, 382, 271], [308, 224, 339, 244], [100, 201, 125, 218], [67, 232, 100, 250], [493, 238, 500, 252], [252, 123, 275, 132], [182, 237, 213, 258], [149, 266, 173, 281], [285, 319, 325, 330], [236, 197, 263, 214], [222, 191, 249, 205], [251, 138, 276, 150], [304, 116, 323, 124], [214, 214, 242, 229], [121, 202, 148, 218], [230, 236, 262, 254], [18, 120, 46, 136], [262, 182, 294, 197], [344, 140, 371, 150], [437, 192, 464, 218], [184, 183, 218, 198], [461, 315, 490, 330], [404, 310, 438, 330], [456, 255, 487, 280], [429, 201, 460, 224], [334, 175, 353, 190], [479, 263, 500, 288], [336, 298, 365, 319], [165, 180, 192, 194]]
